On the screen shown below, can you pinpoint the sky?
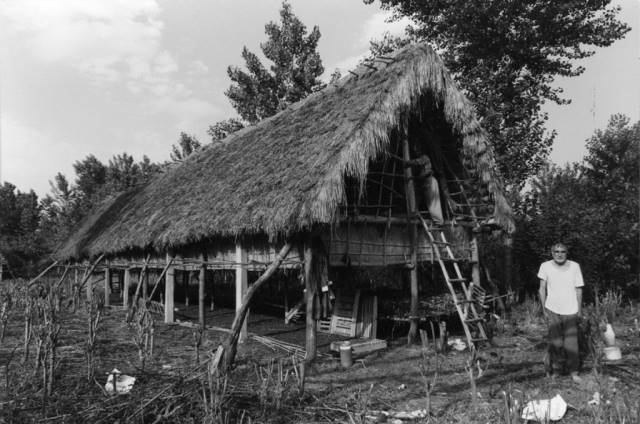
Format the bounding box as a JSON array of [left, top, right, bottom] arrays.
[[0, 0, 638, 197]]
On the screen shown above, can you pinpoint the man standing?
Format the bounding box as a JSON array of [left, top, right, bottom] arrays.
[[538, 243, 584, 382]]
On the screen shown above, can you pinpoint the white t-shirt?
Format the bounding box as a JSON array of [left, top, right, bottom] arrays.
[[537, 260, 584, 315]]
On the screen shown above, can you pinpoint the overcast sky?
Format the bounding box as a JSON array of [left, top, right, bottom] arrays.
[[1, 0, 638, 197]]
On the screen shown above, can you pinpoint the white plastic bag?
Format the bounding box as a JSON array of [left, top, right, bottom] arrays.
[[521, 394, 567, 422]]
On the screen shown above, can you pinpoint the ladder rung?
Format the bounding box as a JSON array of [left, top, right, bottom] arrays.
[[471, 337, 488, 342], [448, 278, 467, 282], [464, 318, 484, 323]]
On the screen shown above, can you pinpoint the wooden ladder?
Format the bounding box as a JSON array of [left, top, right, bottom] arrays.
[[417, 214, 487, 348]]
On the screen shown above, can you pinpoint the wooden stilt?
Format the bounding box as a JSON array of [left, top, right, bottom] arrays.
[[221, 242, 292, 372], [402, 127, 419, 344], [104, 263, 111, 307], [235, 243, 248, 342], [123, 268, 131, 310], [304, 236, 327, 363], [165, 252, 175, 323], [199, 252, 206, 327]]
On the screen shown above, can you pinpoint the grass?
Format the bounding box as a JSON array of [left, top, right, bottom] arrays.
[[0, 277, 639, 423]]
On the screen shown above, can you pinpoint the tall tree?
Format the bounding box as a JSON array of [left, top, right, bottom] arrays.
[[209, 1, 324, 139], [365, 0, 630, 187]]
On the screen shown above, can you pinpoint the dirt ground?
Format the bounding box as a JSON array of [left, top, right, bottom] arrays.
[[0, 297, 638, 423]]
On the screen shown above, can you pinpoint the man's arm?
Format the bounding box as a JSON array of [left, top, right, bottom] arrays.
[[575, 287, 583, 317], [539, 279, 548, 318]]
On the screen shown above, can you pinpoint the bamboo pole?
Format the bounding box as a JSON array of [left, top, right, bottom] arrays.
[[164, 252, 175, 323], [221, 242, 292, 372]]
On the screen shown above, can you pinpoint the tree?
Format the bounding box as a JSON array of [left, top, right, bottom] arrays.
[[365, 0, 630, 187], [209, 1, 324, 139], [0, 182, 45, 276], [513, 116, 639, 297], [170, 132, 202, 161]]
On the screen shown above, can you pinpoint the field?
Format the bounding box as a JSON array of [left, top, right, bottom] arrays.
[[0, 281, 639, 423]]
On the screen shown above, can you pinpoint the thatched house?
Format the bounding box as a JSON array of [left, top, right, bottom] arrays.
[[57, 43, 513, 361]]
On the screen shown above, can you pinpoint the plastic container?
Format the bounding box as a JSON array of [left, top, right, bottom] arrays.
[[339, 341, 353, 368], [603, 346, 621, 361]]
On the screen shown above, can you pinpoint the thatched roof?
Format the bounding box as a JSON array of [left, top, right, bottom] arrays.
[[58, 43, 514, 260]]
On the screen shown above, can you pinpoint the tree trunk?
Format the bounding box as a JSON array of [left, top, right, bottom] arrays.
[[221, 242, 292, 372]]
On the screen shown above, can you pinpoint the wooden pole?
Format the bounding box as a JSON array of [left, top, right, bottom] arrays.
[[402, 128, 419, 344], [198, 251, 206, 327], [123, 268, 131, 310], [221, 242, 292, 372], [27, 260, 59, 287], [164, 252, 175, 323], [129, 254, 151, 311], [235, 243, 248, 342], [304, 242, 318, 362], [104, 263, 111, 307], [148, 257, 175, 301]]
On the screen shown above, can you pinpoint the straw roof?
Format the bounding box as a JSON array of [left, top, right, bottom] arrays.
[[58, 43, 514, 260]]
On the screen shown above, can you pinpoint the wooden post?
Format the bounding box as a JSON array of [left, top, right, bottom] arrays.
[[123, 268, 131, 310], [104, 263, 111, 307], [471, 236, 480, 287], [504, 234, 514, 297], [402, 128, 419, 344], [86, 272, 93, 302], [304, 236, 327, 363], [165, 253, 175, 323], [235, 243, 248, 342], [221, 242, 292, 372], [142, 268, 148, 302], [199, 252, 206, 327]]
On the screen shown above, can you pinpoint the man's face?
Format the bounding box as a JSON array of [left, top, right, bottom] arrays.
[[552, 247, 568, 265]]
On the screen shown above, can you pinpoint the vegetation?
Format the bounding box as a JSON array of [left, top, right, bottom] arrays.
[[364, 0, 630, 187], [208, 1, 324, 141], [513, 115, 639, 297]]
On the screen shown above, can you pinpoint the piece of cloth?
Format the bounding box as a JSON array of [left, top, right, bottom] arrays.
[[546, 309, 580, 374], [537, 260, 584, 315]]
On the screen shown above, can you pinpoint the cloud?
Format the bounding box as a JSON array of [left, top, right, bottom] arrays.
[[358, 11, 413, 47], [326, 10, 414, 76], [0, 0, 184, 96]]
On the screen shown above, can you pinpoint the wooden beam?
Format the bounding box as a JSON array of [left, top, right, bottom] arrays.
[[129, 254, 151, 313], [104, 263, 111, 307], [198, 251, 206, 327], [221, 242, 292, 372], [27, 260, 59, 287], [304, 236, 328, 363], [402, 127, 419, 345], [235, 243, 248, 342], [164, 252, 175, 323], [123, 268, 131, 310]]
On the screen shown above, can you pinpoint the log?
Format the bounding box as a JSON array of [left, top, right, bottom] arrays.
[[221, 242, 292, 372]]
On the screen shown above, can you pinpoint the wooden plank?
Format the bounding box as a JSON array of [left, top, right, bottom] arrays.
[[330, 338, 387, 355]]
